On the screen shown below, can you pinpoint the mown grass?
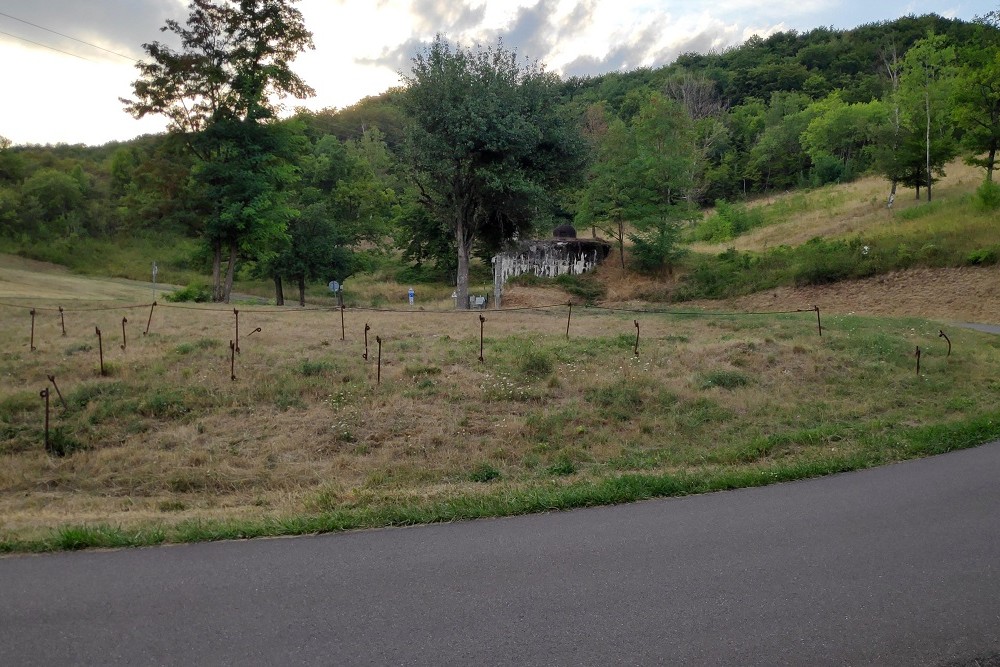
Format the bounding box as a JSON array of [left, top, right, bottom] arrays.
[[1, 295, 999, 553]]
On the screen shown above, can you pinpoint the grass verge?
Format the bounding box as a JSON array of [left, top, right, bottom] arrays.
[[2, 413, 997, 554]]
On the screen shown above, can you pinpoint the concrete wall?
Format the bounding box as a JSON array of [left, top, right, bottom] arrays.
[[492, 239, 610, 307]]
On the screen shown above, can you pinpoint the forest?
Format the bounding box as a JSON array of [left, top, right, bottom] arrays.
[[1, 9, 998, 305]]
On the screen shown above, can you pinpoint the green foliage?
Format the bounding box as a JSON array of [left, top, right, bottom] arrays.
[[165, 282, 211, 303], [692, 201, 767, 242], [297, 359, 333, 377], [547, 455, 578, 476], [585, 383, 642, 422], [401, 36, 587, 306], [966, 247, 999, 266], [46, 428, 87, 457], [699, 370, 752, 390], [519, 350, 554, 379], [553, 274, 605, 304], [974, 179, 1000, 210], [469, 462, 502, 483]]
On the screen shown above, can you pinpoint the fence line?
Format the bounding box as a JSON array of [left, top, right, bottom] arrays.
[[0, 299, 818, 319]]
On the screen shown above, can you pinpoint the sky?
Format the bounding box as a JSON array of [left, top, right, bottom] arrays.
[[0, 0, 995, 147]]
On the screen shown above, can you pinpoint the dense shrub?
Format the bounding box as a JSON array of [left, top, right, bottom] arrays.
[[691, 200, 767, 243], [974, 179, 1000, 211], [165, 282, 211, 303]]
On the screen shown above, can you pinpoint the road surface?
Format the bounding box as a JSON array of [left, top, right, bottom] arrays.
[[2, 442, 1000, 665]]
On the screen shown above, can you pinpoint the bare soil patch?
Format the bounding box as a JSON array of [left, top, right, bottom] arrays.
[[687, 265, 1000, 325]]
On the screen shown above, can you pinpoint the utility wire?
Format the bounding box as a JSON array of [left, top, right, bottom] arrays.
[[0, 29, 92, 61], [0, 10, 137, 61]]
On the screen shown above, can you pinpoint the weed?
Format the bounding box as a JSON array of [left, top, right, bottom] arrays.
[[519, 349, 554, 379], [469, 462, 501, 483], [585, 382, 642, 421], [547, 455, 577, 476], [298, 359, 332, 377], [46, 428, 87, 457], [699, 370, 751, 390]]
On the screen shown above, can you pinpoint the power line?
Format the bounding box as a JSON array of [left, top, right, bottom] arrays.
[[0, 29, 92, 62], [0, 10, 137, 62]]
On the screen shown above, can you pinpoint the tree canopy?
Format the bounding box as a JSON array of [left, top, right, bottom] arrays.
[[400, 36, 587, 308]]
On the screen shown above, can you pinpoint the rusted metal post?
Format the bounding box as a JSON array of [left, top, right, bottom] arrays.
[[915, 346, 921, 375], [47, 374, 67, 412], [939, 330, 951, 357], [363, 323, 370, 360], [479, 314, 486, 363], [95, 327, 105, 376], [341, 305, 346, 342], [40, 388, 50, 452], [234, 309, 241, 354], [376, 336, 382, 385], [59, 306, 66, 336], [566, 302, 573, 339], [120, 317, 128, 351], [230, 340, 236, 381], [633, 320, 640, 357], [814, 305, 823, 337], [143, 302, 156, 336], [30, 308, 36, 351]]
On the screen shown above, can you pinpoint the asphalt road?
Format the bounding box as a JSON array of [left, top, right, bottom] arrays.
[[2, 443, 1000, 666]]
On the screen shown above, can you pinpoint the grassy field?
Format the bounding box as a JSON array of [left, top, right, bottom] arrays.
[[2, 274, 999, 552], [2, 164, 1000, 553]]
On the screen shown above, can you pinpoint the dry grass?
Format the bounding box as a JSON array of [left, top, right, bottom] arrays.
[[2, 279, 1000, 545], [3, 161, 1000, 549], [689, 160, 984, 254]]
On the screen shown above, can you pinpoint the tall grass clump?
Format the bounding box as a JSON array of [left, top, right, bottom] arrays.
[[691, 201, 767, 243]]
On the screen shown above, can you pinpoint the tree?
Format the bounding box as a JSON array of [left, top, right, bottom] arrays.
[[400, 36, 587, 309], [953, 44, 1000, 181], [123, 0, 314, 302], [627, 93, 697, 275], [576, 116, 633, 268], [898, 35, 957, 201]]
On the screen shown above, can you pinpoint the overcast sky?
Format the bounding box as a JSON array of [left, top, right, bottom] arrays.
[[0, 0, 994, 146]]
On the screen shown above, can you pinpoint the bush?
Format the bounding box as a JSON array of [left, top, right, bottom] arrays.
[[966, 247, 999, 266], [691, 200, 767, 243], [810, 154, 845, 186], [974, 179, 1000, 211], [165, 282, 211, 303]]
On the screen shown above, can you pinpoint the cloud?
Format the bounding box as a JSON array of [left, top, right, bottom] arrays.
[[410, 0, 486, 35], [0, 0, 183, 62]]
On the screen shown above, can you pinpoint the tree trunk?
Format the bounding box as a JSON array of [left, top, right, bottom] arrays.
[[617, 218, 625, 270], [212, 241, 223, 302], [222, 241, 237, 304], [988, 146, 996, 182], [925, 90, 932, 203], [455, 215, 471, 310], [298, 276, 306, 307], [274, 274, 284, 306], [888, 179, 897, 208]]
